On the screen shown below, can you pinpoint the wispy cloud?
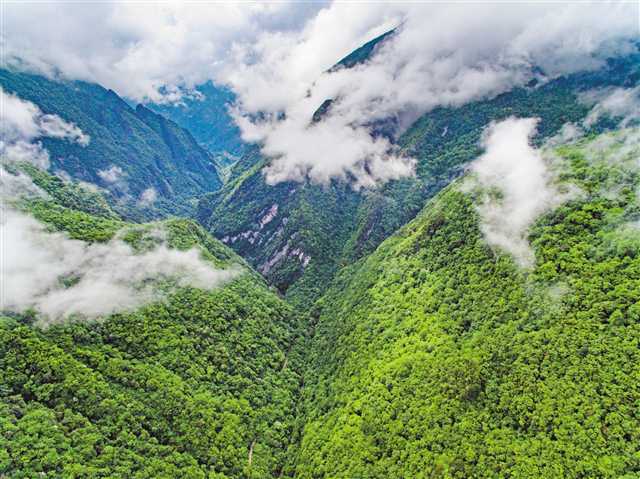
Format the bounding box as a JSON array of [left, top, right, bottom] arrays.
[[224, 2, 638, 187], [0, 91, 234, 324], [3, 2, 638, 187], [137, 187, 158, 207], [1, 208, 237, 324], [1, 87, 89, 168], [583, 86, 640, 128], [468, 117, 569, 266]]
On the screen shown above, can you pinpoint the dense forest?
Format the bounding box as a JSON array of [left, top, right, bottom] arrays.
[[2, 7, 640, 477], [294, 130, 640, 478], [3, 125, 639, 477], [1, 168, 303, 478]]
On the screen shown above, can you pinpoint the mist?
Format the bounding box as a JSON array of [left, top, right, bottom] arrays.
[[0, 90, 236, 324], [469, 117, 567, 266], [583, 86, 640, 128], [1, 87, 89, 168], [4, 2, 637, 188], [225, 2, 638, 187], [1, 208, 237, 324]]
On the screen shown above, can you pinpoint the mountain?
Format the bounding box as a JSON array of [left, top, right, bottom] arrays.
[[3, 18, 640, 479], [3, 128, 639, 478], [0, 69, 223, 220], [148, 81, 245, 160], [0, 168, 302, 478], [313, 28, 397, 124], [197, 50, 640, 306], [293, 128, 640, 477], [330, 28, 396, 72]]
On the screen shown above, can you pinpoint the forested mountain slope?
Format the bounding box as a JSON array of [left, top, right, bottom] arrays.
[[149, 81, 245, 161], [330, 28, 396, 72], [3, 4, 640, 479], [292, 129, 640, 477], [198, 51, 640, 306], [0, 169, 302, 478], [0, 69, 222, 220]]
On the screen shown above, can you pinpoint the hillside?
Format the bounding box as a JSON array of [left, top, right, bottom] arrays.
[[330, 28, 396, 72], [0, 69, 223, 220], [0, 169, 302, 478], [292, 129, 640, 477], [148, 81, 245, 160], [198, 50, 640, 306], [4, 3, 640, 479]]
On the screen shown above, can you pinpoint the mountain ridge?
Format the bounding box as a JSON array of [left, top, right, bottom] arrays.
[[0, 69, 223, 221], [197, 49, 640, 306]]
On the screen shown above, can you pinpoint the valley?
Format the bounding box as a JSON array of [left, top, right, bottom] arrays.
[[1, 4, 639, 478]]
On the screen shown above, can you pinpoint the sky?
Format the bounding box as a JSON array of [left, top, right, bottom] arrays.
[[3, 1, 639, 186]]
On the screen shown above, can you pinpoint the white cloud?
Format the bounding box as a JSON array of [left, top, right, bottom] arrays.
[[0, 89, 235, 325], [0, 89, 234, 324], [547, 122, 585, 146], [583, 86, 640, 128], [469, 117, 568, 266], [0, 208, 237, 323], [2, 2, 326, 103], [241, 112, 414, 189], [3, 2, 638, 187], [225, 2, 638, 187], [0, 87, 89, 168], [0, 167, 48, 199], [97, 165, 124, 184], [137, 187, 158, 207]]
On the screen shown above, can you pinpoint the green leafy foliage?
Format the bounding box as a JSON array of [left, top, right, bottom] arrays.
[[11, 162, 119, 219], [199, 52, 639, 307], [0, 171, 302, 478], [292, 132, 640, 478], [330, 28, 396, 72], [0, 69, 222, 220]]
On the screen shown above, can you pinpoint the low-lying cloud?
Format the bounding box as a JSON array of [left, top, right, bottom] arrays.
[[246, 113, 414, 189], [0, 90, 235, 324], [1, 87, 89, 168], [583, 86, 640, 128], [469, 117, 567, 267], [224, 2, 637, 187], [2, 2, 326, 103], [3, 2, 638, 187], [1, 208, 237, 323], [137, 187, 158, 207]]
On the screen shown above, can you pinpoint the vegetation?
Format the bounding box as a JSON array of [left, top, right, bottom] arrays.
[[149, 81, 245, 158], [329, 28, 396, 72], [0, 170, 302, 478], [2, 32, 640, 479], [292, 131, 640, 478], [199, 51, 640, 307], [0, 69, 222, 220]]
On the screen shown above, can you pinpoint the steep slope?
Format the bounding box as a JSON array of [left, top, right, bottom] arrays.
[[148, 81, 245, 160], [343, 52, 640, 261], [309, 28, 397, 124], [0, 170, 301, 478], [292, 130, 640, 477], [0, 69, 222, 220], [198, 50, 640, 306], [330, 28, 396, 72]]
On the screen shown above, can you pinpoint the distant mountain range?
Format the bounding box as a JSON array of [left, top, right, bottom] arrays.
[[0, 69, 224, 220]]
